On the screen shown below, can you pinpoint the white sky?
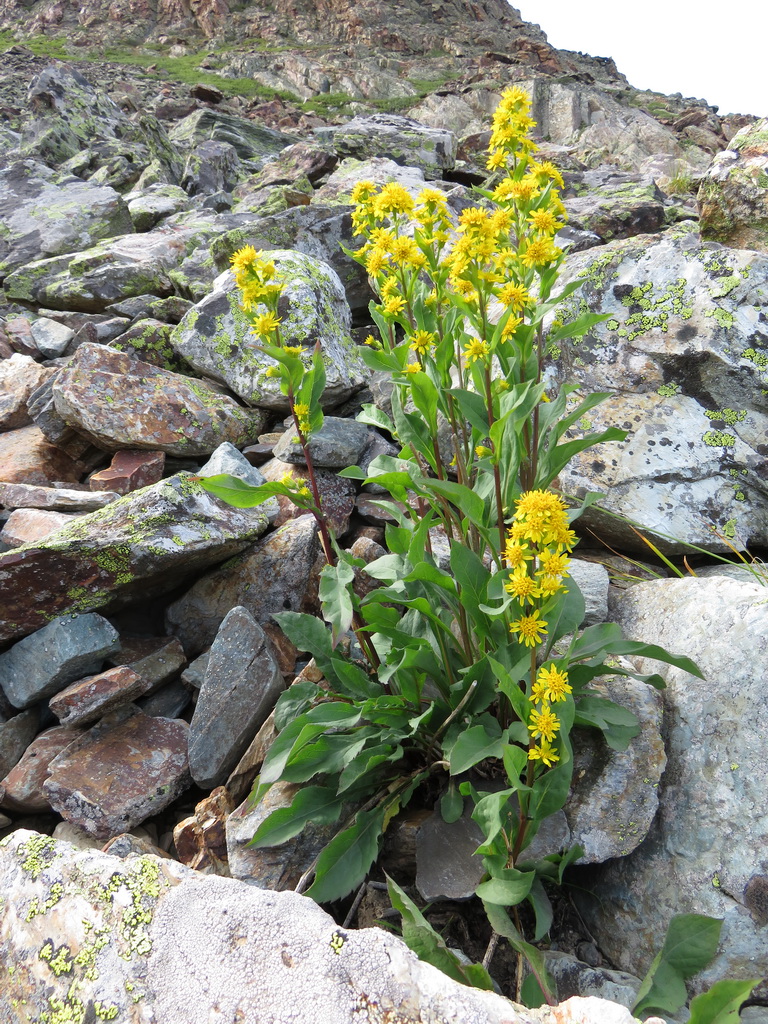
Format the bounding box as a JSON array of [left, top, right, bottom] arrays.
[[510, 1, 765, 118]]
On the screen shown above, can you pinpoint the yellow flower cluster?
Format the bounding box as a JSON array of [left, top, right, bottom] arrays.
[[229, 246, 282, 314], [503, 490, 576, 767], [505, 491, 575, 621]]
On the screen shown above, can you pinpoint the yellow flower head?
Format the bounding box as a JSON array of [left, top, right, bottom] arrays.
[[535, 664, 572, 704], [528, 703, 560, 741], [410, 329, 436, 357], [351, 180, 377, 204], [253, 312, 282, 337], [498, 283, 532, 311], [528, 738, 560, 767], [373, 182, 415, 218], [521, 237, 562, 267], [503, 569, 540, 605], [509, 609, 547, 647], [230, 245, 258, 272], [463, 338, 490, 364], [402, 361, 422, 374], [282, 345, 304, 357], [383, 295, 407, 317]]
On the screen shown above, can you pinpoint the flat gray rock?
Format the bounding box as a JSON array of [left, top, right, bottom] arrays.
[[0, 612, 120, 710], [188, 606, 284, 788]]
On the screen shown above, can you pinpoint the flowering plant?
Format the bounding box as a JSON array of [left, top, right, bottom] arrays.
[[201, 86, 700, 997]]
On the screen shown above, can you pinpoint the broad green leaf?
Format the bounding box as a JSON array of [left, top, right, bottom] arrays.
[[274, 681, 318, 731], [198, 474, 282, 508], [688, 979, 760, 1024], [543, 578, 585, 653], [440, 782, 464, 824], [633, 914, 723, 1017], [259, 718, 328, 785], [547, 310, 611, 343], [306, 803, 388, 902], [448, 722, 505, 775], [475, 869, 535, 906], [468, 787, 515, 852], [249, 785, 344, 848], [274, 611, 332, 660], [318, 560, 356, 643], [423, 478, 485, 525], [387, 876, 495, 990], [483, 901, 556, 1004], [527, 877, 553, 941], [337, 742, 403, 792], [574, 694, 640, 751], [520, 972, 548, 1008], [280, 732, 367, 784], [356, 403, 396, 434]]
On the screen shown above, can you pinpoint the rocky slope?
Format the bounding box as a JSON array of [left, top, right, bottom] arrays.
[[0, 0, 766, 1019]]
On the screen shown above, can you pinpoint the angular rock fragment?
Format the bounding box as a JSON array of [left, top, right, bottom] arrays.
[[0, 708, 39, 779], [188, 606, 285, 789], [0, 424, 85, 486], [1, 725, 83, 813], [52, 343, 267, 455], [699, 118, 768, 253], [272, 415, 370, 468], [49, 665, 152, 727], [165, 514, 322, 655], [0, 508, 78, 548], [43, 706, 191, 839], [89, 449, 166, 493], [0, 354, 54, 432], [0, 472, 269, 644], [107, 636, 187, 693], [0, 481, 118, 512], [0, 612, 120, 709], [260, 456, 355, 536], [320, 113, 457, 177]]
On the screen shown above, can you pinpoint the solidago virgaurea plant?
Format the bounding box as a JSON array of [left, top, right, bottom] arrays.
[[201, 85, 701, 998]]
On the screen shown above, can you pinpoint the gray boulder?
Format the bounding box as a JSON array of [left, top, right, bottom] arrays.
[[576, 576, 768, 993], [699, 118, 768, 254], [0, 160, 133, 279], [170, 250, 366, 411], [319, 113, 457, 178], [550, 230, 768, 552]]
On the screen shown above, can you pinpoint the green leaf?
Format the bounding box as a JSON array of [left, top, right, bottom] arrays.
[[548, 310, 611, 343], [306, 803, 388, 902], [574, 694, 640, 751], [688, 979, 760, 1024], [249, 785, 345, 848], [527, 877, 553, 941], [440, 782, 464, 824], [424, 478, 486, 525], [273, 681, 318, 731], [475, 869, 535, 906], [198, 474, 282, 508], [483, 901, 556, 1004], [448, 722, 505, 775], [633, 914, 724, 1017], [386, 876, 495, 990], [318, 560, 356, 643], [520, 972, 548, 1009], [468, 787, 515, 853], [274, 611, 333, 660], [280, 732, 367, 784]]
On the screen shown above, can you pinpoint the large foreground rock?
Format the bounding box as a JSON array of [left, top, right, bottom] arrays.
[[0, 829, 645, 1024], [576, 576, 768, 992], [0, 472, 269, 644]]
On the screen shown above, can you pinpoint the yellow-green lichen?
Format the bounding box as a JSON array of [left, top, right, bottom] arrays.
[[702, 429, 736, 447], [704, 407, 747, 426]]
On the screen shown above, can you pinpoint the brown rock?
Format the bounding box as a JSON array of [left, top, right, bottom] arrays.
[[0, 481, 118, 512], [49, 665, 152, 727], [1, 725, 83, 814], [43, 706, 191, 840], [89, 449, 166, 493], [107, 636, 187, 693], [52, 343, 267, 456], [0, 508, 79, 547], [0, 354, 54, 432], [0, 424, 85, 486], [173, 786, 233, 874], [4, 317, 38, 358], [0, 472, 269, 645]]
